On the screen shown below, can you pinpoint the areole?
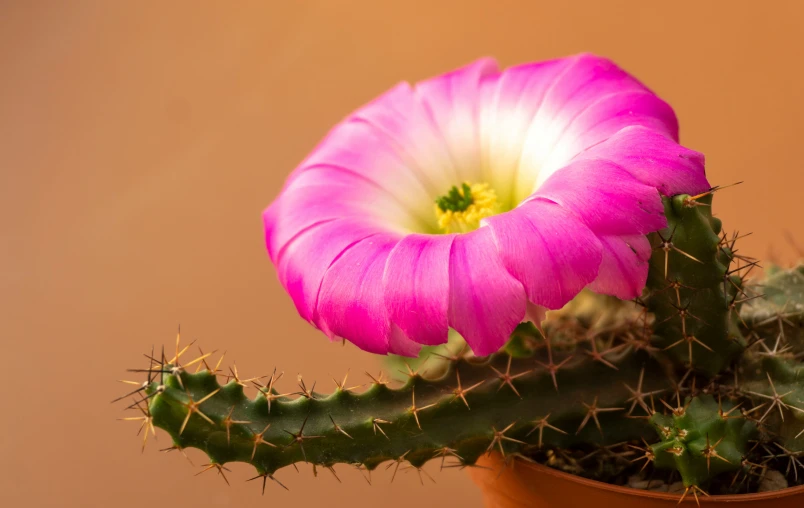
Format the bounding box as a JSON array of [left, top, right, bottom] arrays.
[[469, 454, 804, 507]]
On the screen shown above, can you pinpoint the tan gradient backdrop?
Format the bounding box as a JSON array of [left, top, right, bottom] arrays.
[[1, 1, 803, 506]]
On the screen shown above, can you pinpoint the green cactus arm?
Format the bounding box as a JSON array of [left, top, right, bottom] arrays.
[[740, 355, 804, 453], [128, 344, 672, 480], [649, 395, 757, 488], [740, 264, 804, 352], [644, 194, 748, 375]]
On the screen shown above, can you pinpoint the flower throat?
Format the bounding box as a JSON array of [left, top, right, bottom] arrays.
[[434, 181, 499, 233]]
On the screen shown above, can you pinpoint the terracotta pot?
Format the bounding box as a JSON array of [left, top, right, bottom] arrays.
[[468, 453, 804, 507]]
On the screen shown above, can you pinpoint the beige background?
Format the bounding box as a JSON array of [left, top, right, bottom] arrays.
[[1, 1, 803, 506]]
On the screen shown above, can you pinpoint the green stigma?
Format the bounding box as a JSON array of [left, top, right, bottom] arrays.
[[435, 183, 474, 212]]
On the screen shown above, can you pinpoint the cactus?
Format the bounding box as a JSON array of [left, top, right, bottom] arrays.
[[740, 265, 804, 352], [117, 194, 804, 501], [643, 194, 748, 375], [132, 333, 670, 483], [649, 395, 757, 488]]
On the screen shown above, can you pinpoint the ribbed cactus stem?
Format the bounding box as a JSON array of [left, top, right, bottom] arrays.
[[137, 344, 669, 479], [644, 194, 748, 375], [740, 265, 804, 353], [740, 355, 804, 453], [649, 395, 756, 488]]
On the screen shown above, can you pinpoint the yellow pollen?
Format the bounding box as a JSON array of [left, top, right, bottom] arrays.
[[435, 182, 499, 233]]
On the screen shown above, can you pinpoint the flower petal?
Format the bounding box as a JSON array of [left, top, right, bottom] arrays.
[[448, 227, 526, 356], [573, 125, 710, 196], [588, 234, 652, 300], [415, 58, 499, 184], [272, 218, 382, 323], [350, 82, 460, 196], [539, 90, 678, 184], [296, 119, 435, 229], [484, 198, 603, 309], [478, 58, 575, 204], [514, 54, 666, 202], [533, 158, 666, 235], [316, 234, 401, 354], [264, 166, 420, 260], [383, 233, 456, 346], [388, 324, 422, 357]]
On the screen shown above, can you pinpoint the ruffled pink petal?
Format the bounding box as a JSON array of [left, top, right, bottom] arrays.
[[316, 234, 402, 354], [588, 234, 653, 300], [294, 120, 435, 226], [273, 218, 382, 323], [264, 166, 415, 260], [383, 233, 456, 346], [573, 125, 710, 197], [513, 54, 675, 201], [540, 90, 678, 181], [533, 158, 666, 235], [484, 198, 602, 310], [448, 227, 527, 356], [388, 324, 422, 357]]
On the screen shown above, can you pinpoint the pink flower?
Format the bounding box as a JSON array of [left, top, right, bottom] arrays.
[[263, 53, 709, 357]]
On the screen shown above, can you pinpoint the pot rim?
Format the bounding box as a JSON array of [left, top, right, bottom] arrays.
[[512, 457, 804, 502]]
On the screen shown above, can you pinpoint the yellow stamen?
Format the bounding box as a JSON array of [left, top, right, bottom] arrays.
[[435, 182, 499, 233]]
